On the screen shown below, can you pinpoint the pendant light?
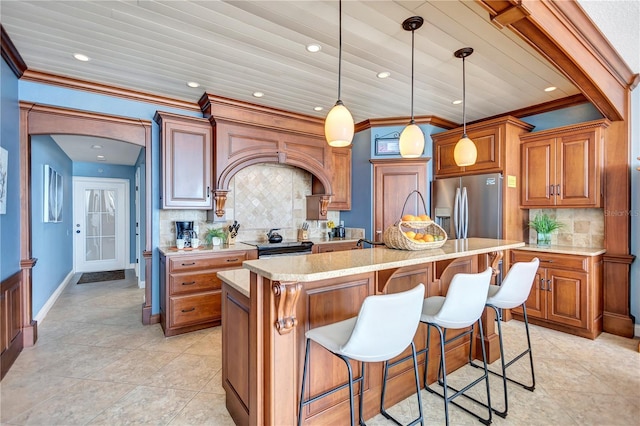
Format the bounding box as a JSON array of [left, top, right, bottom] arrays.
[[324, 0, 354, 147], [453, 47, 477, 167], [399, 16, 425, 158]]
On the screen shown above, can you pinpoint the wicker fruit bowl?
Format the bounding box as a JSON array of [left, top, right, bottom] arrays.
[[382, 191, 448, 251]]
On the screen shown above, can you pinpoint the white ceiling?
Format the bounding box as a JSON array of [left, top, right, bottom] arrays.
[[1, 1, 637, 165], [50, 135, 142, 166]]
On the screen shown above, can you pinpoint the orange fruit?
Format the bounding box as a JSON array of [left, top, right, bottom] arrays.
[[419, 214, 431, 221], [414, 233, 424, 240], [405, 231, 416, 239], [402, 214, 416, 221], [423, 234, 435, 242]]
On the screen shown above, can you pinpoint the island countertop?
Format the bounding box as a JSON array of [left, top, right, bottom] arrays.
[[242, 238, 524, 282]]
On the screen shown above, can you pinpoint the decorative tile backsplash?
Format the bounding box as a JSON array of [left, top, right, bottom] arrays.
[[159, 163, 341, 246], [528, 208, 604, 247]]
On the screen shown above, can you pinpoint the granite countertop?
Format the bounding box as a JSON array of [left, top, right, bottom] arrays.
[[519, 244, 606, 257], [243, 238, 524, 282], [159, 242, 257, 257], [218, 268, 250, 298]]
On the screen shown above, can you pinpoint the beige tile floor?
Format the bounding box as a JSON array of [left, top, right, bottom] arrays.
[[1, 269, 639, 425]]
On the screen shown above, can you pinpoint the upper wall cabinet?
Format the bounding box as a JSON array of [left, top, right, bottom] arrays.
[[520, 119, 609, 208], [432, 116, 533, 178], [322, 146, 352, 211], [155, 112, 213, 209]]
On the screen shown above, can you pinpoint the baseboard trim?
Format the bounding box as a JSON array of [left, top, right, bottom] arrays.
[[138, 279, 145, 289], [34, 270, 74, 324]]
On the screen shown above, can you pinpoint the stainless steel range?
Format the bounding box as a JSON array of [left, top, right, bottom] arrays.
[[244, 240, 314, 258]]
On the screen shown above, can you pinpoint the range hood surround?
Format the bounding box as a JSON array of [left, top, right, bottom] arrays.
[[199, 94, 334, 217]]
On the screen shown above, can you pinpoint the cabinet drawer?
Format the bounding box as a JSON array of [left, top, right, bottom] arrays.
[[169, 292, 221, 328], [169, 271, 221, 295], [511, 250, 588, 273], [169, 252, 248, 273], [315, 241, 362, 253]]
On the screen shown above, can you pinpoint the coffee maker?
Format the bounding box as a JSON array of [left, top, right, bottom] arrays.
[[175, 221, 196, 247]]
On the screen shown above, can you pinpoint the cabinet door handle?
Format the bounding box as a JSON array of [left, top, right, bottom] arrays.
[[181, 262, 196, 266], [324, 249, 335, 253], [226, 258, 239, 262], [546, 279, 552, 291], [182, 281, 196, 286], [207, 186, 210, 198], [540, 277, 546, 290], [549, 185, 554, 196], [181, 307, 196, 313], [556, 184, 560, 196]]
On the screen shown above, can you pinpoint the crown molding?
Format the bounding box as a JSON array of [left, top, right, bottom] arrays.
[[20, 69, 201, 112], [1, 25, 27, 78], [354, 115, 459, 133]]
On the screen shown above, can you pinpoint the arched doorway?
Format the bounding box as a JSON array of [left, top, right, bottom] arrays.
[[18, 102, 153, 351]]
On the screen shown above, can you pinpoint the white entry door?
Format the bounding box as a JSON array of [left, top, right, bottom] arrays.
[[73, 177, 129, 273]]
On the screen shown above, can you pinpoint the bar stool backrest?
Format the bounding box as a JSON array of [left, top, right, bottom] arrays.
[[340, 283, 425, 362], [488, 258, 539, 309], [431, 268, 492, 329]]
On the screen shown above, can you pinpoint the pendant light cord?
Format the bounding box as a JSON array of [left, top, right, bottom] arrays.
[[337, 0, 343, 103], [410, 28, 415, 123], [462, 54, 467, 136]]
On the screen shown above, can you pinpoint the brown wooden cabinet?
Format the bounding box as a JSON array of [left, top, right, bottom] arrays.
[[510, 249, 603, 339], [371, 158, 428, 243], [159, 249, 257, 336], [312, 240, 362, 253], [432, 116, 533, 178], [327, 147, 351, 210], [520, 120, 608, 208], [155, 111, 213, 209]]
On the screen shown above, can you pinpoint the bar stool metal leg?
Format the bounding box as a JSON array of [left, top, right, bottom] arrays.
[[470, 304, 536, 418], [380, 342, 424, 426]]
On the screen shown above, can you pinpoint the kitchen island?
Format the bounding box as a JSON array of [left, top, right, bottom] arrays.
[[218, 238, 525, 425]]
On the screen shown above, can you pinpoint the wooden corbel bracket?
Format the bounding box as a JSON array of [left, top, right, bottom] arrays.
[[213, 189, 229, 217], [488, 251, 504, 282], [272, 281, 303, 335]]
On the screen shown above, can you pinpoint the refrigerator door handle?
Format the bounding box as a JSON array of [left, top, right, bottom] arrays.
[[461, 187, 469, 238], [454, 188, 461, 238]]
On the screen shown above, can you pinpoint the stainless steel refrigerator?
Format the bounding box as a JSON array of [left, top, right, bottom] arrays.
[[432, 173, 503, 240]]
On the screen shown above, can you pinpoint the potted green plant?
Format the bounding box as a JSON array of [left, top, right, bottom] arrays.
[[528, 213, 563, 246], [204, 227, 227, 246]]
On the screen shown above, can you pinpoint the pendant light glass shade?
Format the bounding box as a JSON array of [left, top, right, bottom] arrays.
[[325, 101, 354, 147], [325, 0, 354, 147], [399, 123, 425, 158], [453, 47, 476, 167], [400, 16, 425, 158], [453, 136, 477, 166]]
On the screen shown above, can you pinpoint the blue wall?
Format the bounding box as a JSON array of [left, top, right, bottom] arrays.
[[520, 103, 603, 131], [18, 80, 202, 315], [73, 161, 137, 264], [0, 59, 21, 281], [31, 135, 73, 316]]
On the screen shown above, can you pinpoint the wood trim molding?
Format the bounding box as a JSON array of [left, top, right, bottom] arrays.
[[519, 118, 610, 141], [469, 94, 589, 125], [1, 271, 24, 380], [355, 115, 459, 133], [272, 281, 302, 335], [19, 103, 154, 337], [1, 25, 27, 78], [20, 69, 201, 113], [490, 3, 531, 29], [142, 250, 153, 325], [477, 0, 634, 121], [199, 93, 324, 136]]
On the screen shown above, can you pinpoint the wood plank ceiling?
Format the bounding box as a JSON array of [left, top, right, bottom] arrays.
[[2, 0, 579, 126]]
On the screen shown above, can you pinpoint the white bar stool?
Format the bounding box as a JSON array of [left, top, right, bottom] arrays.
[[297, 284, 425, 426], [470, 258, 539, 417], [421, 267, 493, 426]]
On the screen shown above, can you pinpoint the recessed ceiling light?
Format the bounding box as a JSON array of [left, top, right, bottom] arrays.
[[314, 106, 323, 111], [253, 92, 264, 98], [544, 86, 557, 92], [452, 100, 463, 105], [73, 53, 90, 62], [377, 71, 391, 79], [187, 81, 200, 88], [306, 44, 321, 53], [91, 144, 102, 149], [97, 155, 106, 161]]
